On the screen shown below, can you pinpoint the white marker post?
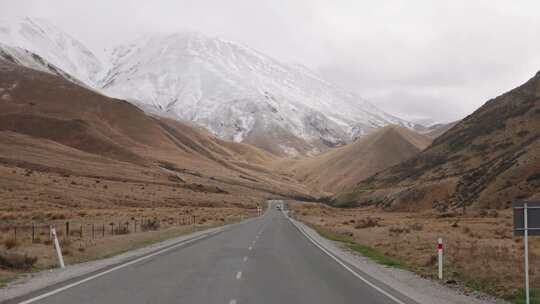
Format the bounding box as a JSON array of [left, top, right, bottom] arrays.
[[524, 203, 530, 304], [437, 238, 443, 280], [50, 225, 65, 269]]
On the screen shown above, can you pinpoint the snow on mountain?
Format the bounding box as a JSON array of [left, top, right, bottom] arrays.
[[0, 42, 86, 86], [101, 32, 415, 155], [0, 17, 102, 87], [0, 17, 421, 156]]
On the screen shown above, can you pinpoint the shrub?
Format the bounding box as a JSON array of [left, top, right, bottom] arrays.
[[388, 226, 410, 235], [141, 219, 160, 231], [4, 238, 17, 250], [409, 223, 424, 231], [114, 225, 130, 235], [61, 239, 72, 247], [0, 252, 38, 269], [354, 217, 380, 229]]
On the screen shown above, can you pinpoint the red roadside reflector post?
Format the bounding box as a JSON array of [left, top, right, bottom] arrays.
[[437, 238, 443, 280]]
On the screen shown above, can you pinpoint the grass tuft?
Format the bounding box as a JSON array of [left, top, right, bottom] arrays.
[[511, 288, 540, 304], [309, 224, 404, 268], [346, 243, 404, 268]]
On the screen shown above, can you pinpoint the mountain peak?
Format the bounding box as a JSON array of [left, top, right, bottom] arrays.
[[0, 16, 103, 86], [101, 31, 416, 156], [0, 17, 418, 157]]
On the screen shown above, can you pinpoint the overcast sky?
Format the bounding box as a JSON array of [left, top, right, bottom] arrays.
[[2, 0, 540, 122]]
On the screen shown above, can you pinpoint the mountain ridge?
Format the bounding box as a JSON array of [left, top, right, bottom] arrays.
[[333, 70, 540, 210], [0, 17, 423, 157], [274, 125, 432, 193]]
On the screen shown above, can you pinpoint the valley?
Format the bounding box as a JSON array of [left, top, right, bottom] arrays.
[[0, 13, 539, 304]]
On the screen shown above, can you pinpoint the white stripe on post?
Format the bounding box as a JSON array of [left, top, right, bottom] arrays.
[[437, 237, 443, 280], [51, 226, 65, 269]]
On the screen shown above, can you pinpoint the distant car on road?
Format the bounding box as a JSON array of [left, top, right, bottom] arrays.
[[276, 205, 281, 210]]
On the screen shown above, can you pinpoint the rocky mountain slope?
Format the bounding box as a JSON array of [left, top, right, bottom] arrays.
[[276, 126, 431, 193], [0, 17, 102, 86], [0, 59, 315, 212], [100, 32, 417, 156], [333, 71, 540, 210], [0, 17, 421, 157], [0, 42, 86, 86]]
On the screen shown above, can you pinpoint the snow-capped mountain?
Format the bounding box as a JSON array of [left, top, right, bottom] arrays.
[[0, 42, 86, 86], [101, 32, 415, 155], [0, 17, 102, 86], [0, 18, 420, 156]]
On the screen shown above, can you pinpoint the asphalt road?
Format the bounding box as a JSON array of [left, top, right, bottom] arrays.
[[12, 201, 417, 304]]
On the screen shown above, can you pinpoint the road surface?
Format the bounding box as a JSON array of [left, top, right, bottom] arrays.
[[10, 201, 417, 304]]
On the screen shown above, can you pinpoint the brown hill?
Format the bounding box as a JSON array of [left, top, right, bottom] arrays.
[[334, 71, 540, 210], [276, 126, 431, 193], [0, 59, 315, 217]]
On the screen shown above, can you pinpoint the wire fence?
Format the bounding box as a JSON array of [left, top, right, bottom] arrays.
[[0, 212, 256, 246]]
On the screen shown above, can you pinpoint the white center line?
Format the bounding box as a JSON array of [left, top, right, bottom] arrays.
[[236, 271, 242, 280], [243, 256, 248, 262], [248, 246, 252, 251], [229, 299, 237, 304]]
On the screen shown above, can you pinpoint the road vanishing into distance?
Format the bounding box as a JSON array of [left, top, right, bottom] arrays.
[[10, 201, 417, 304]]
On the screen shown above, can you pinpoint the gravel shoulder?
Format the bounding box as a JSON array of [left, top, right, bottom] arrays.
[[288, 215, 510, 304]]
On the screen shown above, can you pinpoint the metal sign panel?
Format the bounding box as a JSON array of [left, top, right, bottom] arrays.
[[513, 200, 540, 236]]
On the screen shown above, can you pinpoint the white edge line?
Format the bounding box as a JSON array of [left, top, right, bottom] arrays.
[[286, 214, 408, 304], [17, 230, 221, 304]]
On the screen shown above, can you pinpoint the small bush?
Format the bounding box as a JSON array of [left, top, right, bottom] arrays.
[[0, 252, 38, 269], [488, 210, 499, 218], [389, 226, 410, 235], [51, 213, 67, 220], [354, 217, 380, 229], [141, 219, 160, 231], [4, 238, 17, 250], [61, 239, 72, 247], [114, 225, 130, 235], [409, 223, 424, 231]]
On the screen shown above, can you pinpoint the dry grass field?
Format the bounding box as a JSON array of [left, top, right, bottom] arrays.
[[290, 201, 538, 301]]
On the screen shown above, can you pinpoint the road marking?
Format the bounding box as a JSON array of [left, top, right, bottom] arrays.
[[229, 299, 237, 304], [16, 230, 222, 304], [248, 246, 252, 251], [243, 256, 248, 262], [236, 271, 242, 280], [288, 216, 410, 304]]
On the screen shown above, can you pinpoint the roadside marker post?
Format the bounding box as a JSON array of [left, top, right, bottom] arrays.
[[50, 225, 65, 269], [437, 238, 443, 280], [513, 200, 540, 304]]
